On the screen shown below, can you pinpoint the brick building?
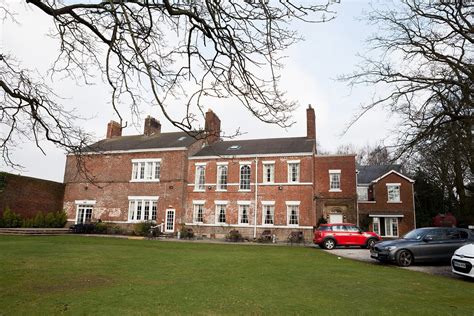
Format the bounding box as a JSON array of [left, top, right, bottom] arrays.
[[63, 115, 209, 231], [62, 106, 416, 240], [357, 165, 416, 237], [0, 172, 65, 218]]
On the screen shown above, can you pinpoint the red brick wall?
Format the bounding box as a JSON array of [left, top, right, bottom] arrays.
[[314, 155, 357, 224], [358, 172, 415, 236], [185, 155, 315, 239], [0, 172, 65, 218], [63, 149, 192, 227]]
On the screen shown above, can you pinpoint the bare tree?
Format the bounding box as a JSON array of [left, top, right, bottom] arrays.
[[1, 0, 337, 167], [341, 0, 473, 174]]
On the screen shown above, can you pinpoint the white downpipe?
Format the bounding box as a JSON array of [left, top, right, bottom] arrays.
[[254, 157, 258, 239]]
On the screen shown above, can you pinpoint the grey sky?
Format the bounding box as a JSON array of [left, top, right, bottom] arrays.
[[1, 0, 396, 182]]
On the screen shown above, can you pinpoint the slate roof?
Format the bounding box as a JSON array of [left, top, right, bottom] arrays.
[[357, 164, 403, 184], [83, 132, 197, 152], [192, 137, 315, 157]]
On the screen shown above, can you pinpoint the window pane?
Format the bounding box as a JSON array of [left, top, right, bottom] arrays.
[[264, 205, 274, 225], [139, 163, 145, 179], [330, 173, 340, 190], [194, 204, 203, 223], [151, 201, 157, 221], [129, 201, 136, 220], [132, 163, 138, 180], [217, 166, 228, 190], [240, 205, 249, 224], [288, 205, 299, 225], [144, 201, 150, 220], [357, 187, 368, 201], [217, 204, 226, 223], [388, 185, 400, 202], [288, 163, 299, 182], [136, 201, 142, 220], [240, 165, 251, 190], [154, 162, 161, 180], [195, 166, 205, 190], [263, 164, 274, 183]]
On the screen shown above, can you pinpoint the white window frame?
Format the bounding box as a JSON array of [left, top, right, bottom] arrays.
[[357, 186, 369, 201], [215, 201, 228, 224], [262, 201, 275, 226], [75, 200, 95, 224], [329, 169, 341, 192], [372, 217, 399, 237], [216, 164, 228, 191], [262, 161, 275, 184], [286, 201, 300, 226], [193, 201, 205, 223], [387, 183, 401, 202], [127, 196, 159, 223], [287, 160, 300, 183], [130, 158, 162, 182], [238, 201, 251, 225], [194, 163, 206, 192], [239, 164, 251, 191]]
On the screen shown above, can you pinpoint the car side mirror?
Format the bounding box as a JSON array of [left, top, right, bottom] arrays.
[[423, 235, 434, 242]]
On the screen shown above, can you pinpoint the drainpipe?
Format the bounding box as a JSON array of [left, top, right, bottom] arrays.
[[356, 170, 359, 227], [412, 182, 416, 229], [254, 157, 258, 239]]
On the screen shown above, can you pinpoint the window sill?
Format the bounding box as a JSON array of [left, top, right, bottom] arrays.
[[262, 224, 274, 226], [329, 189, 342, 192], [358, 200, 376, 203], [238, 189, 251, 192], [130, 179, 160, 183], [387, 201, 402, 203], [239, 223, 250, 226], [192, 221, 204, 224], [215, 189, 228, 192], [287, 224, 299, 227], [193, 189, 206, 192]]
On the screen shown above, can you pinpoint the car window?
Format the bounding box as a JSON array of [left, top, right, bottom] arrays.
[[345, 226, 359, 232], [426, 229, 446, 241], [319, 226, 331, 231], [332, 225, 347, 232], [446, 229, 462, 240]]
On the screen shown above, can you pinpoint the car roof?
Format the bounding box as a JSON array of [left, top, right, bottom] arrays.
[[321, 223, 356, 226]]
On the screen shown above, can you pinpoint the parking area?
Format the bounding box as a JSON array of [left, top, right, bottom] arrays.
[[322, 247, 462, 278]]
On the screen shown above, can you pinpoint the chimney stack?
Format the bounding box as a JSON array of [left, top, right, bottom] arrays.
[[306, 105, 316, 140], [106, 120, 122, 139], [205, 109, 221, 144], [144, 115, 161, 136]]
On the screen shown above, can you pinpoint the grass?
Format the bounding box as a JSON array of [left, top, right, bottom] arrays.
[[0, 236, 473, 315]]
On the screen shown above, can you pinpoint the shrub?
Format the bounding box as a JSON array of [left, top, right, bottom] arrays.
[[180, 226, 194, 239], [33, 212, 46, 228], [133, 221, 154, 236], [2, 207, 22, 228], [226, 229, 242, 242], [94, 222, 108, 234], [54, 211, 68, 228], [106, 224, 124, 235], [317, 216, 328, 227]]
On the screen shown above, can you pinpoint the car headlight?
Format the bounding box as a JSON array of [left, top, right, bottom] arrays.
[[386, 246, 397, 251]]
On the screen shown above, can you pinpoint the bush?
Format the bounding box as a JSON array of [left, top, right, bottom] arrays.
[[1, 207, 22, 228], [226, 229, 243, 242], [180, 226, 194, 239], [33, 212, 46, 228], [317, 216, 328, 227], [106, 224, 124, 235], [133, 221, 154, 236]]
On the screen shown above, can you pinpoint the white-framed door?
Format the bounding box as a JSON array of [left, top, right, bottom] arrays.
[[165, 209, 175, 232], [329, 214, 343, 224], [76, 204, 93, 224]]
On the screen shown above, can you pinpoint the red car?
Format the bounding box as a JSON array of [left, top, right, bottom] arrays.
[[313, 223, 381, 250]]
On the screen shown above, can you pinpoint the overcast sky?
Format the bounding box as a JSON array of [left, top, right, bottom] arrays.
[[1, 0, 397, 182]]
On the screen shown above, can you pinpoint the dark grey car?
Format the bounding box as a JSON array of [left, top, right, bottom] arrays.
[[370, 227, 473, 267]]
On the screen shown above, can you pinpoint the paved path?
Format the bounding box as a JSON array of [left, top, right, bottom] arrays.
[[321, 247, 462, 278]]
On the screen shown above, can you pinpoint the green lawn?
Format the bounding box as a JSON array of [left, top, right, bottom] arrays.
[[0, 236, 472, 315]]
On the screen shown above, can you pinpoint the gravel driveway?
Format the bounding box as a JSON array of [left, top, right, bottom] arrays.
[[321, 247, 463, 278]]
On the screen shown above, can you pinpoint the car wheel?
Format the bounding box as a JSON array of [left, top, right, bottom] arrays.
[[366, 238, 377, 249], [396, 250, 413, 267], [323, 238, 336, 250]]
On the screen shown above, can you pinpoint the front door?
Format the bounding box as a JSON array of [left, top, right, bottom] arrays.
[[165, 209, 175, 232], [76, 204, 93, 224], [329, 214, 343, 224]]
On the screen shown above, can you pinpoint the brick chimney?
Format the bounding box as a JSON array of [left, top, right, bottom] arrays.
[[306, 105, 316, 140], [106, 120, 122, 139], [205, 109, 221, 144], [144, 115, 161, 136]]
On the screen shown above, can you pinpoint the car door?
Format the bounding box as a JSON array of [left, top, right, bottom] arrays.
[[442, 229, 469, 259], [332, 225, 349, 245], [345, 225, 365, 245], [412, 229, 447, 261]]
